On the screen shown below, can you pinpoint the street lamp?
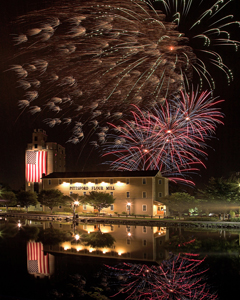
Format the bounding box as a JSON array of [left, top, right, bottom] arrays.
[[127, 202, 131, 215]]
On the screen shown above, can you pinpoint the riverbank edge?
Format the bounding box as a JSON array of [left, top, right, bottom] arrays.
[[1, 211, 240, 229]]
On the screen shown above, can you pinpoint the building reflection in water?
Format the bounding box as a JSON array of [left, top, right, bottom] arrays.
[[40, 221, 169, 264]]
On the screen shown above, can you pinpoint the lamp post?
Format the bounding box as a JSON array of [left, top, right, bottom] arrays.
[[127, 202, 131, 215], [73, 200, 79, 218]]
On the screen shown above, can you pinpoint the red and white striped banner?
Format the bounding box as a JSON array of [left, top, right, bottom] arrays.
[[27, 241, 49, 275], [26, 151, 47, 182]]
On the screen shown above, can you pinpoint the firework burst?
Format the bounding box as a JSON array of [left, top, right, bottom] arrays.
[[7, 0, 238, 144], [102, 88, 224, 183]]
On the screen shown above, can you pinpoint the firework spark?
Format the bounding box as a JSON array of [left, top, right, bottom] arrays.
[[102, 88, 224, 183], [7, 0, 237, 142]]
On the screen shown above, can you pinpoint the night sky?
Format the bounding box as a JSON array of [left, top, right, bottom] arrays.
[[1, 0, 240, 190]]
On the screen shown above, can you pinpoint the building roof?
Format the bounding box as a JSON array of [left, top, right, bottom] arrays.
[[43, 170, 163, 179]]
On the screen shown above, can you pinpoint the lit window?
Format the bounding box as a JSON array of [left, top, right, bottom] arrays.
[[126, 192, 130, 198], [142, 205, 147, 212], [143, 192, 146, 198], [142, 178, 146, 184]]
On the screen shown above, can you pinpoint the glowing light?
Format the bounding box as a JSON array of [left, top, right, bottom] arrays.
[[116, 181, 124, 186], [62, 182, 69, 186], [75, 182, 82, 187], [128, 232, 131, 237], [75, 234, 80, 240], [101, 181, 108, 186], [87, 182, 94, 186]]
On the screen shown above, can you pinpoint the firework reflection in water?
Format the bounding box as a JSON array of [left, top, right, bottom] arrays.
[[105, 253, 217, 299]]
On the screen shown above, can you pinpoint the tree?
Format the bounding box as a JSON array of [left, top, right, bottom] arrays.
[[38, 189, 70, 213], [0, 189, 17, 211], [160, 192, 197, 219], [197, 177, 238, 218], [81, 231, 115, 248], [17, 190, 38, 211], [80, 191, 115, 215]]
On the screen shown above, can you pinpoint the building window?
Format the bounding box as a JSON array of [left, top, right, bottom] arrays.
[[127, 239, 131, 245], [158, 192, 162, 198], [48, 180, 51, 185], [126, 192, 130, 198], [110, 179, 114, 184], [83, 205, 87, 210], [95, 179, 98, 184], [142, 226, 147, 233], [83, 179, 86, 184], [70, 179, 73, 184], [158, 179, 162, 185], [83, 192, 86, 196], [142, 191, 147, 198], [59, 179, 62, 184], [58, 206, 62, 209], [126, 226, 131, 232], [110, 192, 114, 196], [142, 178, 146, 184], [28, 182, 31, 187], [142, 204, 147, 212], [110, 204, 114, 211], [69, 191, 73, 196], [34, 144, 38, 148], [143, 253, 147, 259], [143, 239, 147, 246], [126, 178, 130, 184]]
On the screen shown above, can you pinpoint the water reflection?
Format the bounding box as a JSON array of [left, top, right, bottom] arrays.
[[1, 217, 240, 299]]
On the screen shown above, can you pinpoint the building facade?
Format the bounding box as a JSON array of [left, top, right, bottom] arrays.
[[25, 129, 66, 193], [41, 170, 169, 216]]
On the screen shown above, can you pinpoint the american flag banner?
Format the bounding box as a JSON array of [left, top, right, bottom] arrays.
[[26, 151, 47, 182], [27, 241, 49, 275]]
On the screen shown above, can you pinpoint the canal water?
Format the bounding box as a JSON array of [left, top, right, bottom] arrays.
[[0, 217, 239, 299]]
